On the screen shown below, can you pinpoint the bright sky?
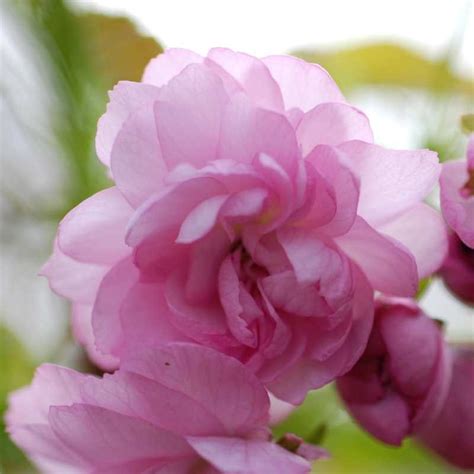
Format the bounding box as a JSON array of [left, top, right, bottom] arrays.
[[73, 0, 473, 75]]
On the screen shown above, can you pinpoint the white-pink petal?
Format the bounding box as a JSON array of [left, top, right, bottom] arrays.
[[263, 55, 345, 112], [338, 141, 440, 226], [297, 102, 373, 156], [379, 203, 448, 278]]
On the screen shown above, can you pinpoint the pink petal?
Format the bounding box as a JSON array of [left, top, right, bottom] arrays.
[[81, 371, 225, 436], [218, 256, 260, 347], [119, 281, 189, 359], [72, 304, 119, 371], [262, 271, 331, 317], [6, 364, 89, 426], [418, 348, 474, 470], [379, 308, 439, 398], [336, 217, 418, 296], [8, 424, 87, 471], [185, 227, 230, 303], [57, 187, 132, 265], [176, 195, 229, 244], [263, 55, 345, 112], [187, 437, 311, 474], [379, 203, 448, 278], [165, 268, 229, 340], [252, 153, 295, 229], [344, 392, 411, 446], [142, 48, 203, 86], [338, 141, 440, 226], [40, 241, 107, 304], [267, 265, 373, 403], [305, 145, 359, 236], [208, 48, 284, 111], [268, 394, 296, 425], [49, 404, 193, 467], [155, 64, 229, 169], [111, 104, 167, 207], [297, 102, 373, 155], [217, 93, 299, 176], [96, 81, 161, 167], [126, 177, 226, 247], [122, 343, 270, 436], [221, 187, 268, 220], [440, 159, 474, 247], [277, 227, 342, 285], [92, 257, 139, 356]]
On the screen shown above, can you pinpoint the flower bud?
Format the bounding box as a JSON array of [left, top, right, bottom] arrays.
[[337, 298, 451, 445], [439, 232, 474, 305], [418, 347, 474, 470]]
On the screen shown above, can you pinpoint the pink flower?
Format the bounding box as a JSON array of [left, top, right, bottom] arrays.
[[6, 343, 318, 473], [337, 298, 451, 446], [418, 346, 474, 470], [42, 48, 447, 403], [440, 135, 474, 248], [439, 232, 474, 305]]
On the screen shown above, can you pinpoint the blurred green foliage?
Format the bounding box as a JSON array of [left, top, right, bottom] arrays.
[[461, 113, 474, 134], [12, 0, 162, 218], [294, 43, 473, 95], [0, 325, 35, 473]]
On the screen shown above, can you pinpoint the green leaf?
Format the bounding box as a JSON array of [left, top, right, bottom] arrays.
[[293, 43, 473, 95]]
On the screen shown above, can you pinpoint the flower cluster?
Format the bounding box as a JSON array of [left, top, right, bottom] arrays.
[[6, 48, 473, 473]]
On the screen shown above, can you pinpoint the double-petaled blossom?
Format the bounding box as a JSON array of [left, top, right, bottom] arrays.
[[418, 347, 474, 470], [42, 48, 447, 403], [6, 343, 321, 473], [337, 298, 451, 445]]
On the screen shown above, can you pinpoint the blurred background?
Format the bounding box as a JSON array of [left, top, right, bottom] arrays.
[[0, 0, 473, 472]]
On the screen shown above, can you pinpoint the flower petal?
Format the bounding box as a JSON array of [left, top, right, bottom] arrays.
[[111, 104, 167, 207], [122, 343, 270, 435], [208, 48, 284, 111], [336, 217, 418, 296], [187, 437, 311, 474], [217, 93, 299, 176], [49, 404, 193, 467], [263, 55, 345, 112], [379, 203, 448, 278], [57, 187, 132, 265], [338, 141, 440, 226], [440, 159, 474, 247], [297, 102, 373, 155], [155, 64, 229, 169], [142, 48, 203, 86], [96, 81, 161, 167]]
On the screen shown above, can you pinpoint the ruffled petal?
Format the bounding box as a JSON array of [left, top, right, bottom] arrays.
[[96, 81, 161, 167], [57, 187, 132, 265], [336, 217, 418, 296], [379, 203, 448, 278], [297, 102, 373, 155], [155, 64, 229, 169], [338, 141, 440, 226], [263, 55, 345, 112], [187, 437, 311, 474]]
